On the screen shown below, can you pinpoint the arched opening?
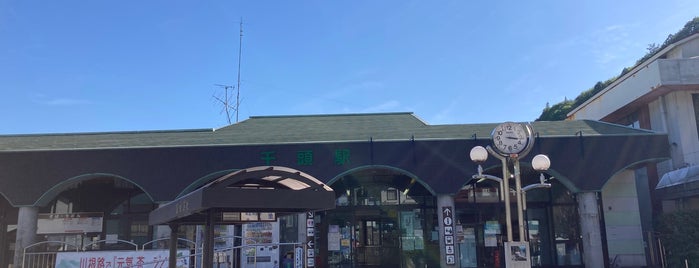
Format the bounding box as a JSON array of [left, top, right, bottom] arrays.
[[322, 166, 438, 268], [455, 165, 582, 267], [149, 165, 335, 268], [38, 175, 156, 251]]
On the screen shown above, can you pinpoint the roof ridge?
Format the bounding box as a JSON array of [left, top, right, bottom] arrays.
[[248, 112, 414, 119]]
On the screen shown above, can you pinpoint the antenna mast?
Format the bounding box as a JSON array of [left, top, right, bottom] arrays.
[[235, 18, 243, 123], [213, 84, 235, 124], [212, 18, 243, 125]]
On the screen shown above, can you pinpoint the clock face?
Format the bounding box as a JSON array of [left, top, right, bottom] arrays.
[[492, 122, 530, 155]]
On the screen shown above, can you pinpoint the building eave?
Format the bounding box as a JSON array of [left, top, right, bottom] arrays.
[[568, 33, 699, 118]]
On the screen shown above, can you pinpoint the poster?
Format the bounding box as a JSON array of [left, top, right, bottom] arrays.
[[485, 236, 498, 247], [401, 236, 415, 250], [400, 211, 415, 234], [504, 241, 530, 268], [484, 220, 500, 247], [414, 235, 424, 250], [328, 232, 341, 251], [484, 221, 501, 234]]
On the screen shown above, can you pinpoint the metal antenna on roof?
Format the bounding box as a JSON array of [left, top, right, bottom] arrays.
[[235, 17, 243, 123], [213, 84, 236, 124], [212, 18, 244, 125]]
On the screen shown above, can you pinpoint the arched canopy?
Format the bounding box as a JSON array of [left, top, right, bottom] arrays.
[[148, 166, 335, 225], [328, 165, 437, 196], [34, 173, 155, 207]]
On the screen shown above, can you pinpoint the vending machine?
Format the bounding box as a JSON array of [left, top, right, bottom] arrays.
[[241, 221, 280, 268]]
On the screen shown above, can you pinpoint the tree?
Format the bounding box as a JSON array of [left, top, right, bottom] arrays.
[[535, 17, 699, 122], [536, 100, 574, 121], [656, 210, 699, 267]]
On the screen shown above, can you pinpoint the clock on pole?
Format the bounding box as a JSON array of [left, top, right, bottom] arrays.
[[491, 122, 534, 157]]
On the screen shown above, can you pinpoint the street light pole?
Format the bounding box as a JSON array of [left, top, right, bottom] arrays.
[[474, 146, 531, 243], [470, 124, 552, 268], [513, 158, 526, 242], [471, 146, 512, 241], [491, 147, 513, 243]]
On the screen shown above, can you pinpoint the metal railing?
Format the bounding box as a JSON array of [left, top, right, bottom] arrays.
[[22, 241, 79, 268], [82, 238, 139, 251], [142, 237, 196, 250]]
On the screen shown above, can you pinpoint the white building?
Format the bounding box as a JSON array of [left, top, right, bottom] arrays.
[[568, 32, 699, 266]]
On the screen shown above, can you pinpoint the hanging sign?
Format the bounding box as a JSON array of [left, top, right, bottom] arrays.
[[442, 206, 456, 265], [306, 211, 315, 267]]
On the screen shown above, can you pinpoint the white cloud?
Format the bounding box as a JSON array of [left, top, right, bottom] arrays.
[[32, 94, 92, 106], [293, 74, 386, 113], [588, 23, 637, 67], [361, 100, 401, 113]]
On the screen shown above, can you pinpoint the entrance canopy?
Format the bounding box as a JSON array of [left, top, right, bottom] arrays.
[[656, 165, 699, 199], [148, 166, 335, 226]]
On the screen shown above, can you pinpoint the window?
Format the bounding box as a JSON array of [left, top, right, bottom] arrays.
[[628, 120, 640, 129], [618, 112, 640, 129]]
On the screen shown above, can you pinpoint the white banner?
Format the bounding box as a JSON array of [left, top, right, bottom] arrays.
[[55, 249, 189, 268]]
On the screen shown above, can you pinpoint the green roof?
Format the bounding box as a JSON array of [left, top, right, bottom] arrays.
[[0, 112, 660, 151]]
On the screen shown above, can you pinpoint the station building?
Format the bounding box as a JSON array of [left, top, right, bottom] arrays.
[[0, 112, 669, 267]]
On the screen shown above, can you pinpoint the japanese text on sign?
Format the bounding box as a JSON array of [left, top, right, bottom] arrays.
[[260, 149, 351, 166], [55, 249, 189, 268]]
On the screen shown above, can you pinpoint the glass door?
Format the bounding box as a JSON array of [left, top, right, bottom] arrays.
[[354, 217, 400, 267], [458, 226, 478, 268]]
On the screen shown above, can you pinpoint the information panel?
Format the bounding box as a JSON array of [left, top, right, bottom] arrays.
[[442, 206, 456, 265]]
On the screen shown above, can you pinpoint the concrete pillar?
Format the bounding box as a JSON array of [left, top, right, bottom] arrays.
[[437, 194, 458, 267], [153, 203, 172, 249], [168, 224, 179, 268], [297, 213, 307, 246], [577, 192, 605, 268], [298, 212, 313, 268], [202, 210, 215, 268], [0, 208, 9, 268], [13, 206, 38, 267], [195, 225, 203, 268]]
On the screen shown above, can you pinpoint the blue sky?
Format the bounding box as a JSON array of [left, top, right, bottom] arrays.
[[1, 1, 697, 134]]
